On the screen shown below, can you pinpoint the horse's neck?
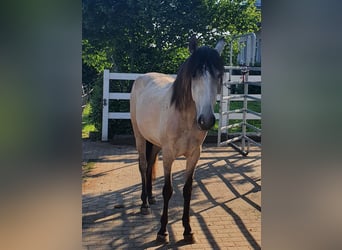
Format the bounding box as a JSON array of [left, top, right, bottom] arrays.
[[178, 101, 197, 128]]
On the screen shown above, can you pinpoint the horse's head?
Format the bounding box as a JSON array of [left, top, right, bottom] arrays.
[[188, 36, 225, 130]]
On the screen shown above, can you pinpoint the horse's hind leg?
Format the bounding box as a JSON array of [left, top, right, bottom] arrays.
[[134, 133, 151, 214], [146, 141, 161, 205]]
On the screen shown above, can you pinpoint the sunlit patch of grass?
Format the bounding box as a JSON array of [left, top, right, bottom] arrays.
[[211, 101, 261, 134], [82, 103, 97, 139]]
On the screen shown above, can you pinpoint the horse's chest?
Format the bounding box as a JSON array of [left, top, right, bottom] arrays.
[[168, 129, 206, 156]]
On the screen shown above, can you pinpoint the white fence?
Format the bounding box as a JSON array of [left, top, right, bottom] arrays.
[[101, 69, 261, 141]]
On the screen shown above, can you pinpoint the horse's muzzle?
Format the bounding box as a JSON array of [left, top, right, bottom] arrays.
[[197, 114, 216, 131]]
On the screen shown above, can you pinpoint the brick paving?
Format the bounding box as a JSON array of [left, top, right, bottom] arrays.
[[82, 140, 261, 249]]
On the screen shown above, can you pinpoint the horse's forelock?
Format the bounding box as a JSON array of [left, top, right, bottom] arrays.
[[171, 59, 193, 110], [188, 47, 224, 78]]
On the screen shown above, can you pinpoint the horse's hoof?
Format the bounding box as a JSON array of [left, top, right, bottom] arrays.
[[156, 233, 169, 243], [140, 206, 151, 215], [183, 233, 196, 244], [148, 196, 156, 204]]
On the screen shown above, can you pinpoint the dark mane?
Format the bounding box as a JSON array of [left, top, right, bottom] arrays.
[[171, 46, 224, 110]]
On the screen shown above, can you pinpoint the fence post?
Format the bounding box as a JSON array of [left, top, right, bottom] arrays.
[[101, 69, 109, 141], [221, 80, 228, 128]]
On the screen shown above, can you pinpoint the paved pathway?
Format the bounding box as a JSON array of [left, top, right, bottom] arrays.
[[82, 140, 261, 249]]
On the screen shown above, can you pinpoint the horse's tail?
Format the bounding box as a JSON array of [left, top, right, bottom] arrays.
[[151, 155, 157, 181], [146, 141, 157, 181]]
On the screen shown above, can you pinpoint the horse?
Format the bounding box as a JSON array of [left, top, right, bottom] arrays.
[[130, 36, 225, 243]]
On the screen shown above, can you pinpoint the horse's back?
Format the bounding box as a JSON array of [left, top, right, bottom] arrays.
[[131, 72, 174, 106], [130, 73, 175, 146], [132, 72, 174, 92]]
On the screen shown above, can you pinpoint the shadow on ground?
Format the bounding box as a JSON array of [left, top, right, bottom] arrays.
[[82, 142, 261, 249]]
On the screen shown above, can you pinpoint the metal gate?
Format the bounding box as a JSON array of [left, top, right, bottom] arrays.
[[217, 33, 261, 156]]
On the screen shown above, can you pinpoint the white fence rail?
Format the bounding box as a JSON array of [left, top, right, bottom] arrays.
[[101, 69, 261, 141]]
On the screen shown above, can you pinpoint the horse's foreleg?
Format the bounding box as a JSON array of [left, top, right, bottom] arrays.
[[182, 147, 200, 243], [157, 156, 173, 242]]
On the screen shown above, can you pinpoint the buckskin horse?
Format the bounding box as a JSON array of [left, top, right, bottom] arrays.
[[130, 36, 225, 243]]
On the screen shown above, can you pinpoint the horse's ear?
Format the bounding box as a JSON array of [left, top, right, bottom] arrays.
[[215, 37, 226, 55], [189, 35, 198, 54]]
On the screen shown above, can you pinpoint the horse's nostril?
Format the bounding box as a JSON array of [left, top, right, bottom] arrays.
[[198, 115, 204, 125]]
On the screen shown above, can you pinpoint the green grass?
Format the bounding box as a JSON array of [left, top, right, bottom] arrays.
[[211, 101, 261, 134], [214, 101, 261, 112], [82, 103, 97, 139]]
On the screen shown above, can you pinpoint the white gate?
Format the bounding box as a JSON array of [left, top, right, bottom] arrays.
[[102, 71, 143, 141], [101, 70, 261, 141]]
